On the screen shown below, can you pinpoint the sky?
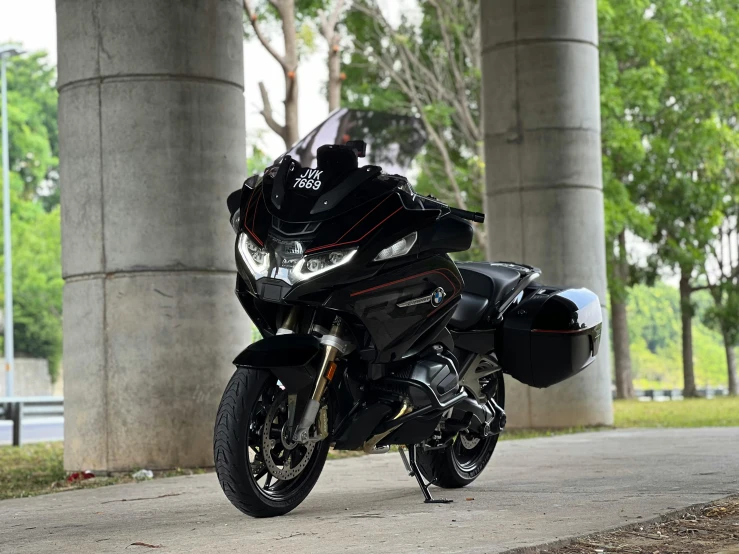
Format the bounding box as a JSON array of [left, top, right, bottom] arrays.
[[0, 0, 416, 159], [0, 0, 335, 159]]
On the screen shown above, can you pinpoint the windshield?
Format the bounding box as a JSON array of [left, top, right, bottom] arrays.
[[278, 109, 427, 175]]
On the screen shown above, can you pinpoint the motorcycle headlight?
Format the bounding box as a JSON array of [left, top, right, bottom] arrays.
[[238, 233, 270, 279], [374, 232, 417, 261], [291, 248, 358, 282]]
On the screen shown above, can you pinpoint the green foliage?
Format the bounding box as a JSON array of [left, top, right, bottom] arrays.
[[626, 283, 734, 388], [243, 0, 328, 58], [414, 149, 484, 261], [599, 1, 664, 305], [7, 201, 63, 377], [4, 52, 58, 204], [343, 1, 484, 257], [627, 1, 739, 277], [0, 50, 61, 379], [702, 280, 739, 346], [246, 144, 273, 176]]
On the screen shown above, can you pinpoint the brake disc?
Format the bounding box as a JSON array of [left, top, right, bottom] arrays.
[[460, 433, 480, 449], [261, 392, 315, 480]]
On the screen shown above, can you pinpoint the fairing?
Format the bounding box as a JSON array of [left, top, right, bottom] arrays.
[[235, 109, 473, 363]]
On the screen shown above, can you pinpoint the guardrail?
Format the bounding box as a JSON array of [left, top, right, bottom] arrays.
[[0, 396, 64, 446], [612, 388, 730, 401]]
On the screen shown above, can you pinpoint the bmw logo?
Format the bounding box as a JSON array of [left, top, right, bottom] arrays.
[[431, 287, 446, 306]]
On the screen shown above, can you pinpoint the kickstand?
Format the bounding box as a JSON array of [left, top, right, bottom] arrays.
[[399, 446, 453, 504]]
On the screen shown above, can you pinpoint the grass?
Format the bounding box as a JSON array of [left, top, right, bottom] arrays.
[[2, 396, 738, 501], [0, 442, 67, 500], [0, 442, 207, 501], [613, 396, 739, 428], [499, 426, 605, 440]]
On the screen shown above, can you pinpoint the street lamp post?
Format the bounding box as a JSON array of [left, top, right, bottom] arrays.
[[1, 45, 23, 398]]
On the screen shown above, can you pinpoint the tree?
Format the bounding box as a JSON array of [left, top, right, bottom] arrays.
[[7, 199, 62, 377], [318, 0, 345, 112], [599, 0, 663, 398], [243, 0, 343, 149], [627, 282, 732, 389], [630, 0, 739, 397], [700, 198, 739, 395], [244, 0, 305, 149], [3, 52, 58, 205], [344, 0, 485, 255], [0, 50, 62, 379]]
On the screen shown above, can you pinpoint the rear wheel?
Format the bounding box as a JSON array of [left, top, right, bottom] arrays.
[[214, 367, 330, 517], [415, 372, 505, 488]]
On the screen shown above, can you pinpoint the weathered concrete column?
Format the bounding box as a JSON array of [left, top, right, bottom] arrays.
[[481, 0, 613, 427], [57, 0, 248, 471]]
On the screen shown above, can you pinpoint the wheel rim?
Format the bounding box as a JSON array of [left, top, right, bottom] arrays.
[[451, 373, 504, 473], [245, 377, 320, 500], [452, 433, 495, 471]]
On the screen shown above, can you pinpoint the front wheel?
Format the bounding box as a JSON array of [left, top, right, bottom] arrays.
[[415, 372, 505, 488], [214, 367, 330, 517]]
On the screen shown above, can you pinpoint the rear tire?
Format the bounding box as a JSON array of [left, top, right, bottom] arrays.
[[415, 372, 505, 488], [214, 367, 330, 517]]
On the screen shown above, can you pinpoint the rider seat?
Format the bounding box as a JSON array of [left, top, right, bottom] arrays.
[[449, 262, 537, 330]]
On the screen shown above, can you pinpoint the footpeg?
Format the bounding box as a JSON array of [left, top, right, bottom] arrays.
[[400, 446, 453, 504]]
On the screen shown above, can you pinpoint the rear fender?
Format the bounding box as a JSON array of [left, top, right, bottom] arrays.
[[233, 334, 321, 392]]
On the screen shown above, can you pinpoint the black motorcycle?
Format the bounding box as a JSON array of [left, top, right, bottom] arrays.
[[215, 110, 602, 518]]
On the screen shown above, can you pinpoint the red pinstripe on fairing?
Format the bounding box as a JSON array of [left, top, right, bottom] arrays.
[[305, 201, 403, 254], [350, 267, 462, 318], [243, 188, 264, 246]]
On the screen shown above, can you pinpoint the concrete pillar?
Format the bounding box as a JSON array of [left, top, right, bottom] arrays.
[[57, 0, 249, 471], [481, 0, 613, 427]]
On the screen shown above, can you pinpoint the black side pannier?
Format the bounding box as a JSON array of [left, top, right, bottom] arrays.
[[500, 287, 602, 388]]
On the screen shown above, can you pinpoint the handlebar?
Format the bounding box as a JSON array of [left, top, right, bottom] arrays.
[[449, 206, 485, 224]]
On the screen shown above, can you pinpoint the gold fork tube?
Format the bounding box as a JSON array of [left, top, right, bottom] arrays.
[[311, 320, 343, 401]]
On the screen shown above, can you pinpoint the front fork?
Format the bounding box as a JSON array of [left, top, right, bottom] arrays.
[[278, 308, 349, 444]]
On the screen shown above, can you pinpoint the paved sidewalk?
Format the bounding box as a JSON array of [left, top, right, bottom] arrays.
[[2, 428, 738, 554]]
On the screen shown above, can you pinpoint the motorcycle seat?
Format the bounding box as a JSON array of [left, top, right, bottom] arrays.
[[449, 262, 536, 330]]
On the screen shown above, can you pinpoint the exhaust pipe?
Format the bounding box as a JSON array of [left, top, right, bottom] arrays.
[[363, 400, 412, 454]]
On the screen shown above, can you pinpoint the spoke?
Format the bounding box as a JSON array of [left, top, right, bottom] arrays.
[[264, 473, 273, 490]]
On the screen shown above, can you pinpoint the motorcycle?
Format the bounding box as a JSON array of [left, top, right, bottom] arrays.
[[215, 109, 602, 518]]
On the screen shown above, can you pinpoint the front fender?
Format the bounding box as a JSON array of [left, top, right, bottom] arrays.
[[233, 334, 321, 391]]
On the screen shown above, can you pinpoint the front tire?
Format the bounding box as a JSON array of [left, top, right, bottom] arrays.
[[214, 367, 330, 517], [415, 372, 505, 488]]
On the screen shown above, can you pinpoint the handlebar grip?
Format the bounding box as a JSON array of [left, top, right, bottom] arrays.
[[449, 207, 485, 224]]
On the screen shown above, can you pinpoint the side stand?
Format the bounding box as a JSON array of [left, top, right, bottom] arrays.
[[398, 446, 453, 504]]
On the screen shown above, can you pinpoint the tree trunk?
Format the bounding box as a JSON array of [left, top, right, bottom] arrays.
[[723, 329, 738, 396], [612, 230, 634, 399], [612, 298, 634, 399], [283, 74, 299, 148], [327, 39, 341, 112], [281, 0, 299, 148], [679, 268, 698, 397]]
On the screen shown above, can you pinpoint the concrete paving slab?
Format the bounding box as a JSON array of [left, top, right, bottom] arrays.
[[1, 428, 738, 554]]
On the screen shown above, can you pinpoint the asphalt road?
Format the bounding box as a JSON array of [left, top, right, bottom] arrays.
[[2, 427, 738, 554], [0, 417, 63, 445]]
